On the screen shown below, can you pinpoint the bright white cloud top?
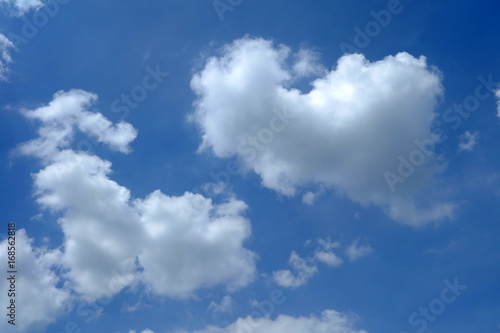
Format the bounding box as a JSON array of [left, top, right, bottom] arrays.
[[191, 37, 454, 226], [15, 90, 257, 308]]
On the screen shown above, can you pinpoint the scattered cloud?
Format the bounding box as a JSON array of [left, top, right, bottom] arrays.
[[191, 37, 453, 226], [273, 237, 344, 287], [496, 89, 500, 118], [346, 240, 373, 262], [0, 229, 71, 332], [458, 131, 479, 151], [176, 309, 367, 333], [293, 48, 325, 78], [273, 251, 318, 288], [208, 295, 233, 314], [301, 187, 325, 205], [314, 237, 343, 267], [0, 34, 14, 81], [314, 250, 343, 267], [18, 90, 257, 301], [0, 0, 43, 15], [302, 191, 315, 205]]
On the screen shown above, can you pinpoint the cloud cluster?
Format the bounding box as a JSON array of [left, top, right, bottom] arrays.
[[19, 90, 257, 303], [0, 229, 71, 332], [191, 37, 454, 226], [273, 251, 319, 288], [273, 238, 371, 287], [0, 0, 43, 15], [176, 310, 367, 333], [0, 34, 14, 81]]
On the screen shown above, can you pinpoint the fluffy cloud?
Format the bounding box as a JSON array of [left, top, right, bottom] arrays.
[[345, 240, 373, 262], [0, 34, 14, 81], [0, 229, 71, 332], [19, 90, 138, 160], [458, 131, 479, 151], [177, 310, 367, 333], [136, 192, 255, 298], [191, 37, 454, 226], [0, 0, 43, 15], [19, 90, 257, 301]]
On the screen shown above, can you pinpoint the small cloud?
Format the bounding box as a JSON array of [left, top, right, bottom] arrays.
[[273, 251, 318, 288], [202, 182, 228, 196], [208, 295, 233, 314], [314, 237, 343, 267], [496, 89, 500, 118], [354, 211, 360, 219], [302, 191, 315, 205], [317, 237, 340, 251], [122, 299, 151, 313], [346, 239, 373, 262], [293, 48, 325, 78], [458, 131, 479, 151], [302, 188, 325, 205], [314, 250, 343, 267], [31, 213, 43, 221]]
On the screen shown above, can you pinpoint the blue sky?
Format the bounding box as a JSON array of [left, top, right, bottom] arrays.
[[0, 0, 499, 332]]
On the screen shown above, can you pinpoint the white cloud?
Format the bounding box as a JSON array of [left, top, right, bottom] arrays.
[[0, 0, 43, 15], [273, 251, 318, 288], [0, 229, 71, 332], [317, 237, 340, 251], [136, 191, 256, 298], [301, 187, 325, 205], [302, 191, 315, 205], [129, 330, 154, 333], [19, 90, 257, 301], [314, 250, 343, 267], [176, 309, 367, 333], [0, 34, 14, 81], [346, 240, 373, 262], [495, 89, 500, 118], [208, 295, 233, 313], [19, 90, 138, 160], [293, 48, 324, 78], [314, 237, 343, 267], [191, 37, 454, 226], [458, 131, 479, 151]]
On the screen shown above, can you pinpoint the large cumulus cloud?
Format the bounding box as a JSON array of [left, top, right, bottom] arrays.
[[19, 90, 257, 302], [191, 37, 454, 226]]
